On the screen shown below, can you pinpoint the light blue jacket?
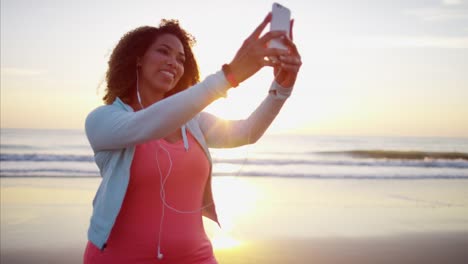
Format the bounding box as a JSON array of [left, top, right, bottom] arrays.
[[85, 71, 292, 250]]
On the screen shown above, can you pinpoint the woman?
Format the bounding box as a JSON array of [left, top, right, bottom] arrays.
[[83, 13, 301, 264]]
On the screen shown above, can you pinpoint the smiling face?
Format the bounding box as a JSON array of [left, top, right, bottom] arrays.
[[138, 33, 185, 99]]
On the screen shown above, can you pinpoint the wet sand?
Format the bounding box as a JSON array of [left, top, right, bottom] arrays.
[[1, 233, 467, 264], [1, 177, 467, 263]]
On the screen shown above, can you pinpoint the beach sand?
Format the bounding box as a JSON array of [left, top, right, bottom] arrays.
[[214, 234, 468, 264], [1, 177, 468, 263]]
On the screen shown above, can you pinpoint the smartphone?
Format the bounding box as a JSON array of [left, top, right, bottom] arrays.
[[268, 3, 291, 50]]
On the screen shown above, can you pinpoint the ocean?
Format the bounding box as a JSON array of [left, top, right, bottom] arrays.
[[1, 128, 467, 179]]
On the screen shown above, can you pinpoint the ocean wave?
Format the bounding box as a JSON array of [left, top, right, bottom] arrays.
[[2, 169, 467, 180], [1, 144, 91, 150], [2, 152, 468, 169], [0, 168, 99, 177], [214, 157, 468, 169], [318, 150, 468, 161], [1, 144, 39, 150], [0, 153, 94, 162], [213, 171, 468, 180], [0, 168, 97, 173]]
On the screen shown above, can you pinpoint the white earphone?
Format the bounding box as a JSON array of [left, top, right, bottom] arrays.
[[136, 66, 253, 261], [136, 69, 214, 260]]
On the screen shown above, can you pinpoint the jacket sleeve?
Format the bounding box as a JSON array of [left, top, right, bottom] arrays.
[[198, 81, 293, 148], [85, 71, 231, 152]]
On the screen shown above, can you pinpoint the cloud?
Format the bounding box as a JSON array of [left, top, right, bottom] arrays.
[[0, 67, 43, 76], [442, 0, 463, 5], [404, 2, 468, 22], [308, 32, 468, 50], [404, 7, 468, 21], [345, 35, 468, 49]]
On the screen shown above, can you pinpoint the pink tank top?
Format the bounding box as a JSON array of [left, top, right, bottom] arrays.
[[84, 132, 217, 264]]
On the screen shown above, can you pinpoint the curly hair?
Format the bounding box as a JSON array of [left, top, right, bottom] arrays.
[[103, 19, 200, 105]]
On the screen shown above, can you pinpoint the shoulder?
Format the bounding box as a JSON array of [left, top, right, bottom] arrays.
[[87, 98, 134, 120], [86, 104, 121, 121], [85, 104, 130, 134]]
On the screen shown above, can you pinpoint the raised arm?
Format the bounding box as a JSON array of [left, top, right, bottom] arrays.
[[85, 13, 289, 152], [199, 19, 302, 148], [198, 81, 292, 148], [85, 72, 229, 152]]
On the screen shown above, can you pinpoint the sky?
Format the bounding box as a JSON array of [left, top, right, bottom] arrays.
[[1, 0, 467, 137]]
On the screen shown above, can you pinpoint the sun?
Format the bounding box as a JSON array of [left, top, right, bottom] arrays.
[[210, 231, 241, 250], [203, 176, 262, 250]]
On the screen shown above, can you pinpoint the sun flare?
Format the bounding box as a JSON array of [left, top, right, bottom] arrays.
[[204, 177, 262, 250], [210, 231, 242, 250], [212, 177, 261, 228]]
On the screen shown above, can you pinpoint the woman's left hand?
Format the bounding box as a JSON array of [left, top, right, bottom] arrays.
[[274, 20, 302, 88]]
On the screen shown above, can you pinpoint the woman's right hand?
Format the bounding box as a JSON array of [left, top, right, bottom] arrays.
[[227, 13, 290, 84]]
